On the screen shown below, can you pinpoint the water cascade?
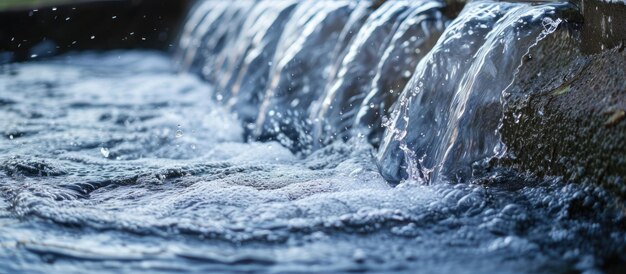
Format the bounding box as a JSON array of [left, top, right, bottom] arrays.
[[177, 0, 582, 186], [1, 0, 625, 272], [311, 0, 446, 149], [377, 1, 575, 185], [252, 0, 360, 151]]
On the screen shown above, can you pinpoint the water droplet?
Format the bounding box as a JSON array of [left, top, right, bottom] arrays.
[[100, 147, 110, 158], [175, 126, 183, 138], [541, 17, 561, 33], [396, 130, 407, 140], [513, 112, 522, 124], [369, 103, 375, 109], [9, 135, 13, 140], [353, 249, 366, 263]]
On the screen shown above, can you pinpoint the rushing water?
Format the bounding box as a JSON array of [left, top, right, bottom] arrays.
[[1, 0, 626, 273], [377, 1, 570, 185], [1, 50, 625, 274]]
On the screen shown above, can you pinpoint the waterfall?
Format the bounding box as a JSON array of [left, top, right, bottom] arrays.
[[177, 0, 579, 185], [176, 1, 254, 77], [377, 1, 575, 185], [254, 1, 359, 153], [314, 0, 447, 148]]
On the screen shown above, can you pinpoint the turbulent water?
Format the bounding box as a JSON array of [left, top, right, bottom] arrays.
[[1, 0, 626, 273], [172, 0, 585, 186], [0, 49, 623, 274]]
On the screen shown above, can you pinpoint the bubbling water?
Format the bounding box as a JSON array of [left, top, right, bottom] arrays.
[[1, 0, 625, 273]]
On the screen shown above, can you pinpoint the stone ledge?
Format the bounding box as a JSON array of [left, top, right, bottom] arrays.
[[499, 46, 626, 198]]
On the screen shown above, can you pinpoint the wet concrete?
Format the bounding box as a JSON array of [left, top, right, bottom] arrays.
[[499, 44, 626, 199], [578, 0, 626, 54], [491, 0, 626, 199]]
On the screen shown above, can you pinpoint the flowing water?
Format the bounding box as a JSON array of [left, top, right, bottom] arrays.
[[1, 0, 625, 273]]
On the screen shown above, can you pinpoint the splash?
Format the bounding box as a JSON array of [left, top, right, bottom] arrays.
[[1, 1, 625, 273], [176, 0, 577, 187], [376, 1, 572, 185]]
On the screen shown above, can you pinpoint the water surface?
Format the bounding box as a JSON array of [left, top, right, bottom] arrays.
[[0, 52, 624, 273]]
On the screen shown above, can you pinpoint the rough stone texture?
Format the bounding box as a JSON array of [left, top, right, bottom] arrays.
[[498, 45, 626, 199], [492, 0, 626, 199], [579, 0, 626, 54], [0, 0, 190, 63]]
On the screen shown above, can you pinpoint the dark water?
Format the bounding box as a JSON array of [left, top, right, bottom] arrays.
[[0, 51, 625, 273]]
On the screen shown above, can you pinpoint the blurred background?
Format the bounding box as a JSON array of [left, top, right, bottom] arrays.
[[0, 0, 191, 63]]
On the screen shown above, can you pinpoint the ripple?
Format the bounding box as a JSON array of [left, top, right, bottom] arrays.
[[0, 51, 624, 273]]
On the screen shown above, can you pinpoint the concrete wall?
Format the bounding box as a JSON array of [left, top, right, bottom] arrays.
[[496, 0, 626, 198]]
